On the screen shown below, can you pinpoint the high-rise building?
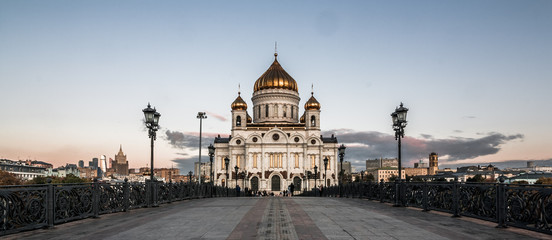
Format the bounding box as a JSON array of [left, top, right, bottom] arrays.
[[112, 145, 129, 176], [91, 158, 98, 169], [78, 160, 84, 168], [213, 53, 340, 192], [366, 158, 398, 171]]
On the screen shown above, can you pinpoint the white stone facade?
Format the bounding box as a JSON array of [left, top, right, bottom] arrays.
[[213, 55, 339, 193]]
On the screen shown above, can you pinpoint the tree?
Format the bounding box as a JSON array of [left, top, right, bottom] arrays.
[[535, 177, 552, 185], [466, 174, 485, 182], [366, 173, 375, 182], [0, 170, 22, 185], [512, 180, 529, 185]]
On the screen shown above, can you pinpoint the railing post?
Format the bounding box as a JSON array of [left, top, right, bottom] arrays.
[[93, 178, 99, 218], [123, 178, 130, 212], [496, 177, 508, 228], [452, 180, 460, 217], [422, 181, 430, 212], [152, 181, 159, 207], [46, 178, 54, 227], [393, 179, 401, 207], [380, 179, 385, 203]]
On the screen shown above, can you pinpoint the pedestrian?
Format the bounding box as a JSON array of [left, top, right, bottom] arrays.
[[290, 183, 295, 196]]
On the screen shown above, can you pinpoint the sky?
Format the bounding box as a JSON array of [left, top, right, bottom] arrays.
[[1, 1, 551, 173]]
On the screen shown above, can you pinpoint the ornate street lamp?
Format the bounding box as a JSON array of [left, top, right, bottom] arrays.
[[143, 103, 160, 207], [391, 102, 408, 207], [323, 157, 328, 188], [197, 112, 207, 184], [314, 165, 318, 195], [208, 144, 215, 197], [391, 102, 408, 181], [208, 144, 215, 184], [224, 157, 229, 197], [234, 165, 239, 197], [338, 144, 346, 197]]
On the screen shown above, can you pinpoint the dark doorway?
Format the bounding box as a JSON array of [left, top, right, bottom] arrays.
[[293, 177, 302, 193], [271, 175, 281, 191], [251, 176, 259, 192]]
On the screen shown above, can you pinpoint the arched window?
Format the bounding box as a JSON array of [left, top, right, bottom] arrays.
[[283, 105, 287, 118], [253, 154, 258, 168], [266, 104, 269, 117], [236, 116, 242, 126], [294, 153, 299, 168], [291, 106, 294, 118], [311, 115, 316, 127]]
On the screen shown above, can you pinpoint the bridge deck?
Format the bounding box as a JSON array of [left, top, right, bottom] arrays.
[[6, 197, 547, 240]]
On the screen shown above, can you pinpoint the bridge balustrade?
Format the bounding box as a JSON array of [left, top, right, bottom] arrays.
[[301, 180, 552, 235], [0, 180, 229, 236]]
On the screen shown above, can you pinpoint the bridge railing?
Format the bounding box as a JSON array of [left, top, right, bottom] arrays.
[[0, 179, 230, 236], [302, 180, 552, 235]]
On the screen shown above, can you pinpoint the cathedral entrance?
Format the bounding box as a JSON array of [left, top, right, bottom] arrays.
[[293, 177, 301, 193], [271, 175, 281, 191], [250, 176, 259, 192]]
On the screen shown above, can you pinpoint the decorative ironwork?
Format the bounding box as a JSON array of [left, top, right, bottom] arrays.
[[505, 185, 552, 233], [0, 186, 48, 235], [54, 184, 94, 224]]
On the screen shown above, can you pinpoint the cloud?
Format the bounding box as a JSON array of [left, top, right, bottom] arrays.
[[206, 111, 228, 122], [164, 130, 228, 150], [171, 156, 199, 174], [322, 129, 524, 171]]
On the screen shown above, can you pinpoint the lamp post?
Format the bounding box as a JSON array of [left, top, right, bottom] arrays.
[[197, 112, 207, 184], [360, 170, 364, 183], [314, 165, 318, 196], [338, 144, 346, 197], [234, 165, 239, 197], [188, 171, 193, 184], [391, 102, 408, 207], [208, 144, 215, 197], [391, 103, 408, 181], [323, 157, 328, 188], [224, 157, 229, 197], [143, 103, 160, 207]]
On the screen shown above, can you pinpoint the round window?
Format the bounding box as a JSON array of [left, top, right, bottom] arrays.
[[294, 137, 300, 142], [252, 137, 258, 142], [311, 139, 316, 145], [273, 134, 280, 141], [236, 140, 241, 145]]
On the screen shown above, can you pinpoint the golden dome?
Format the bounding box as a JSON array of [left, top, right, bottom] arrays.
[[253, 53, 298, 92], [304, 92, 320, 110], [231, 93, 247, 110]]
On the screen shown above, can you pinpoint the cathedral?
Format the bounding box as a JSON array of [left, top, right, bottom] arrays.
[[213, 53, 340, 193]]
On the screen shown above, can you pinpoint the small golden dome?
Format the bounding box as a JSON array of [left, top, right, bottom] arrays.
[[246, 113, 252, 123], [231, 93, 247, 110], [254, 53, 298, 92], [304, 92, 320, 110], [300, 112, 305, 123]]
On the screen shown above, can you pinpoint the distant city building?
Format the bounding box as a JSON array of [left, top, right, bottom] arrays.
[[154, 168, 180, 182], [78, 167, 98, 179], [338, 161, 352, 175], [112, 145, 129, 176], [100, 155, 107, 176], [413, 159, 428, 168], [404, 167, 428, 177], [78, 160, 84, 168], [0, 159, 47, 180], [92, 158, 98, 169], [194, 162, 212, 181], [50, 164, 79, 178], [429, 152, 439, 175], [366, 158, 398, 171], [368, 167, 405, 182]]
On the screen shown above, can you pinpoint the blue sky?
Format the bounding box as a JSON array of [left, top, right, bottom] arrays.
[[1, 1, 551, 173]]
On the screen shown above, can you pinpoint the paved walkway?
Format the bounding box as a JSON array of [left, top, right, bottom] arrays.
[[7, 197, 549, 240]]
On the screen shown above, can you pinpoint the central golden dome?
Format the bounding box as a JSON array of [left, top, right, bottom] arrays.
[[253, 53, 298, 92]]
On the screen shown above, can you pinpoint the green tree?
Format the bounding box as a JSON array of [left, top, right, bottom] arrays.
[[535, 177, 552, 185], [62, 174, 87, 183], [366, 173, 375, 181], [466, 174, 485, 182], [0, 170, 22, 185], [512, 180, 529, 185]]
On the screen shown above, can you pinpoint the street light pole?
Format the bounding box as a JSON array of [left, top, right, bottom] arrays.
[[143, 103, 160, 207], [391, 102, 409, 207], [323, 157, 328, 188], [197, 112, 207, 184], [314, 165, 318, 196], [224, 157, 229, 197], [208, 144, 215, 197], [338, 144, 346, 197], [234, 166, 239, 197]]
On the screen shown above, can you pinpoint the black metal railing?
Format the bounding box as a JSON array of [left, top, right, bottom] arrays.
[[0, 179, 229, 236], [302, 180, 552, 235]]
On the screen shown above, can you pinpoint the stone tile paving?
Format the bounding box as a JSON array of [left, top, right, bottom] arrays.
[[5, 197, 550, 240]]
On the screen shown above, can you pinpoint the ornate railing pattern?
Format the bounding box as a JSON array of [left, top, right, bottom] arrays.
[[0, 180, 228, 236], [302, 180, 552, 235]]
